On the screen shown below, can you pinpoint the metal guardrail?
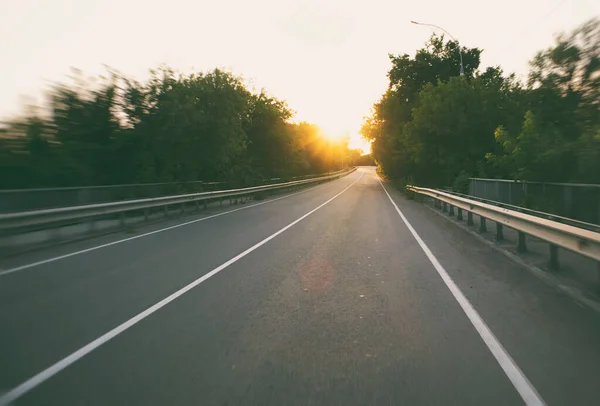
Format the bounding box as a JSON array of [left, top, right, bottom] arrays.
[[0, 170, 352, 214], [469, 178, 600, 225], [406, 186, 600, 266], [440, 190, 600, 234], [469, 177, 600, 188], [0, 168, 355, 235], [0, 180, 225, 214]]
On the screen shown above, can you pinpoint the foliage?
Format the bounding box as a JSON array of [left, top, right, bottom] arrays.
[[351, 152, 375, 166], [0, 69, 350, 188], [362, 18, 600, 188]]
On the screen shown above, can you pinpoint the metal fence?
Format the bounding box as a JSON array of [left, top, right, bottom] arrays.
[[0, 181, 225, 214], [0, 170, 350, 214], [469, 178, 600, 225], [0, 169, 356, 245]]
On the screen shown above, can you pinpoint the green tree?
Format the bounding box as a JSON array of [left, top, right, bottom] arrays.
[[244, 91, 295, 179], [362, 34, 484, 186], [365, 18, 600, 188], [0, 66, 352, 189], [487, 18, 600, 183]]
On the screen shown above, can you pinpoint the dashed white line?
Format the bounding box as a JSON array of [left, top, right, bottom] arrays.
[[378, 177, 545, 406], [0, 172, 364, 406]]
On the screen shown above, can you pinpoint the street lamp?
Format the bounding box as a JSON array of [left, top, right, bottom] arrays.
[[411, 20, 464, 77]]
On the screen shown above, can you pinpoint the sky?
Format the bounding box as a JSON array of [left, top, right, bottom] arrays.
[[1, 0, 599, 154]]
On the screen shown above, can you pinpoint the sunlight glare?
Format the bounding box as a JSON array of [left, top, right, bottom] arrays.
[[323, 130, 348, 142], [319, 122, 370, 155], [349, 133, 371, 155], [323, 130, 370, 155]]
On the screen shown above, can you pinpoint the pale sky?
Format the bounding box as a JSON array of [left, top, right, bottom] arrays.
[[1, 0, 599, 153]]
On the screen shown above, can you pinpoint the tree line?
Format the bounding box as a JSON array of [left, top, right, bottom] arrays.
[[361, 18, 600, 191], [0, 68, 363, 189]]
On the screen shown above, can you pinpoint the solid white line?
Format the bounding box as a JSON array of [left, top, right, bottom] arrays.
[[377, 178, 545, 406], [0, 172, 364, 406], [0, 175, 353, 277]]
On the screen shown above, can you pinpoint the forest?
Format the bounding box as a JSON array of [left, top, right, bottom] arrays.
[[0, 68, 359, 189], [361, 18, 600, 191]]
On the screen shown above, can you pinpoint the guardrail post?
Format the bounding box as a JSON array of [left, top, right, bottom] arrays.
[[164, 205, 168, 217], [479, 217, 487, 232], [204, 199, 208, 209], [449, 205, 455, 216], [457, 208, 463, 221], [119, 212, 126, 227], [496, 223, 504, 241], [180, 202, 185, 215], [549, 244, 559, 270], [195, 200, 200, 212], [443, 202, 448, 213], [467, 211, 474, 226], [144, 208, 149, 221], [517, 232, 527, 252]]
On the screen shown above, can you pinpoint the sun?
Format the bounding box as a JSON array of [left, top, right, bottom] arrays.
[[323, 131, 348, 142], [349, 133, 371, 155], [317, 121, 371, 154], [322, 130, 370, 154]]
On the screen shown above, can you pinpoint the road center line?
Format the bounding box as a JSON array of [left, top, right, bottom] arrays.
[[0, 174, 354, 277], [0, 172, 364, 406], [378, 178, 545, 406]]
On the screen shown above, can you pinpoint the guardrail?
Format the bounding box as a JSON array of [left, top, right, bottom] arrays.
[[406, 186, 600, 269], [0, 169, 353, 214], [0, 168, 355, 246], [439, 190, 600, 234], [0, 180, 225, 214], [469, 177, 600, 225]]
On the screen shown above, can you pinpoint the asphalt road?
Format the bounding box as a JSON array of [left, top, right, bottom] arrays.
[[1, 167, 600, 405]]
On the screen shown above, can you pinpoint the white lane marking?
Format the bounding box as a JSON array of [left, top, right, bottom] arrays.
[[0, 172, 364, 406], [378, 178, 545, 406], [0, 174, 357, 277]]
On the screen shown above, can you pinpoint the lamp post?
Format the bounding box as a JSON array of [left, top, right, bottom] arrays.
[[411, 20, 464, 77]]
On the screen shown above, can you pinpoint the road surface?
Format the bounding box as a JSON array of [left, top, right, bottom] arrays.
[[1, 167, 599, 405]]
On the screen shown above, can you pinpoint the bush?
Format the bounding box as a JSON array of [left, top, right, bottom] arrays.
[[452, 171, 471, 194]]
